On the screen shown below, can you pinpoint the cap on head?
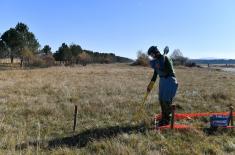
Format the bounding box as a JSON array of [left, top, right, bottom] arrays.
[[147, 46, 160, 55]]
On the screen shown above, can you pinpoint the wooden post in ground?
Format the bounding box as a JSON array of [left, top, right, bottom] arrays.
[[171, 104, 176, 129], [229, 106, 234, 126], [73, 105, 78, 132]]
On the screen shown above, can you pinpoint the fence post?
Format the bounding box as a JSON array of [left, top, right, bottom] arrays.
[[229, 106, 234, 126], [171, 104, 176, 129], [73, 105, 78, 132]]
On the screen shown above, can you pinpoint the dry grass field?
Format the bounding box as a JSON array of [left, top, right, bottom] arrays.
[[0, 63, 234, 154]]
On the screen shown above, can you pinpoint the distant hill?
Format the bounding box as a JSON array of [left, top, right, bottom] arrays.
[[115, 56, 134, 63], [190, 59, 235, 64]]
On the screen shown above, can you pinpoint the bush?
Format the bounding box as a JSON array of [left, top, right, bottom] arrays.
[[28, 54, 55, 68], [172, 56, 188, 66], [185, 61, 197, 67], [41, 54, 55, 66], [78, 52, 91, 66], [132, 51, 150, 67], [29, 56, 45, 67]]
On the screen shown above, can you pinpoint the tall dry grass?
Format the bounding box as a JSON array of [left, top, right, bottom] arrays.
[[0, 63, 234, 154]]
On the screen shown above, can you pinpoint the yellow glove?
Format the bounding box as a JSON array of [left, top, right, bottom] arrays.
[[147, 81, 155, 93]]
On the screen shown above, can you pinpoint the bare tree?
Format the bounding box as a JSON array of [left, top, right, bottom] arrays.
[[170, 49, 183, 59], [170, 49, 188, 66]]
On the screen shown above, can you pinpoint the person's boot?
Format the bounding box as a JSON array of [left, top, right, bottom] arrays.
[[161, 102, 171, 126], [166, 104, 172, 123], [157, 100, 166, 127], [157, 100, 170, 126]]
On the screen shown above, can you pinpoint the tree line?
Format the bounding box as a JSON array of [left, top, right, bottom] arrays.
[[133, 49, 196, 67], [53, 43, 132, 66], [0, 22, 132, 67]]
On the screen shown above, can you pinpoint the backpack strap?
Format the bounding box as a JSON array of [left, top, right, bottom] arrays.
[[162, 55, 175, 78]]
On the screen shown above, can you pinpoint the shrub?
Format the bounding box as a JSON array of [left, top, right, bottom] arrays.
[[41, 54, 55, 66], [172, 56, 188, 66], [29, 56, 45, 67], [185, 61, 197, 67], [28, 54, 55, 68], [78, 52, 91, 66], [132, 51, 149, 67]]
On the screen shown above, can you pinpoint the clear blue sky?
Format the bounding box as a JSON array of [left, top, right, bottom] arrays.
[[1, 0, 235, 59]]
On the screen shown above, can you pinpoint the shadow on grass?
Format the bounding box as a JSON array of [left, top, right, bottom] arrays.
[[16, 123, 151, 150], [15, 123, 234, 150]]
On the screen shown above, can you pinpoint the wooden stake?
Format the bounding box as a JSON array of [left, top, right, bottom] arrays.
[[171, 104, 176, 129], [73, 105, 78, 132], [229, 106, 234, 126], [154, 116, 157, 130]]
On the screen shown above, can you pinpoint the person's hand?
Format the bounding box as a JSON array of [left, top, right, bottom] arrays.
[[147, 81, 155, 93]]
